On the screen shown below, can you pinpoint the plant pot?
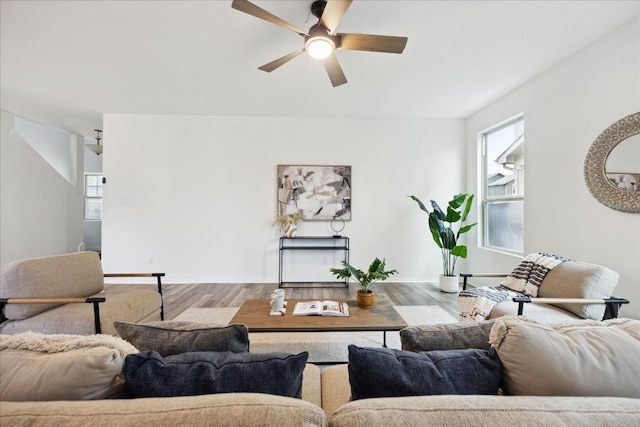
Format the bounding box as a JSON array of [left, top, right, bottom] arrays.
[[282, 223, 297, 238], [439, 274, 459, 293], [356, 290, 375, 309]]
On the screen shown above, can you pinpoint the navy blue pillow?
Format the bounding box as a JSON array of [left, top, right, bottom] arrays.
[[125, 350, 308, 398], [348, 345, 501, 400]]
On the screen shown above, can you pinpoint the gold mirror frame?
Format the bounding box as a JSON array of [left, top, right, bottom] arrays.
[[584, 112, 640, 213]]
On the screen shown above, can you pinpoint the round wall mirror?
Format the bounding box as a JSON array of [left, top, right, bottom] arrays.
[[584, 112, 640, 213], [605, 134, 640, 191]]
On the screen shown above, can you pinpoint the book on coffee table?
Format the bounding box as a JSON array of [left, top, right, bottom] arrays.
[[292, 300, 350, 317]]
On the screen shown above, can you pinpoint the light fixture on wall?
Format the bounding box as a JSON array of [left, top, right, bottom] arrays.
[[86, 129, 103, 155]]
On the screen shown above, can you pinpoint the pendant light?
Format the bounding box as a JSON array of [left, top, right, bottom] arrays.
[[86, 129, 103, 155]]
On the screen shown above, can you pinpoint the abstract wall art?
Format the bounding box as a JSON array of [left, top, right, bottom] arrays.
[[277, 165, 351, 220]]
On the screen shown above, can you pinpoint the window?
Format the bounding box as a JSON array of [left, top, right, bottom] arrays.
[[84, 173, 103, 220], [481, 116, 524, 253]]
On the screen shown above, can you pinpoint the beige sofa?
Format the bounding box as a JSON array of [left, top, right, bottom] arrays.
[[0, 252, 164, 335], [1, 363, 327, 427], [3, 365, 638, 427], [323, 368, 640, 426], [2, 318, 639, 426], [322, 317, 640, 426]]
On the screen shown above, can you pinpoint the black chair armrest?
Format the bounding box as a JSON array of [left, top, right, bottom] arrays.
[[603, 296, 629, 319], [103, 272, 165, 320], [0, 297, 106, 333]]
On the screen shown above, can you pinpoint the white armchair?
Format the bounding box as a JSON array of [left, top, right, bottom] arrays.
[[459, 258, 629, 322]]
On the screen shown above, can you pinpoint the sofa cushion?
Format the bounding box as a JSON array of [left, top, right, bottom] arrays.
[[0, 332, 137, 401], [327, 395, 640, 427], [489, 317, 640, 397], [0, 252, 104, 319], [0, 393, 327, 427], [537, 260, 619, 320], [400, 320, 495, 352], [320, 364, 351, 416], [300, 363, 322, 407], [347, 345, 501, 400], [114, 321, 249, 356], [0, 289, 163, 336], [124, 350, 308, 398], [488, 299, 580, 321]]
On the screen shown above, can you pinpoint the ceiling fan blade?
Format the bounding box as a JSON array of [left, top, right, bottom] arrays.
[[319, 0, 353, 33], [323, 52, 348, 87], [258, 49, 304, 72], [338, 33, 407, 53], [232, 0, 308, 36]]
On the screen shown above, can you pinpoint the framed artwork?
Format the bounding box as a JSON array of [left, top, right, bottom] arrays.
[[606, 172, 639, 192], [277, 165, 351, 220]]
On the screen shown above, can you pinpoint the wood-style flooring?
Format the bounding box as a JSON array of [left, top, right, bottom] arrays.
[[106, 282, 460, 320]]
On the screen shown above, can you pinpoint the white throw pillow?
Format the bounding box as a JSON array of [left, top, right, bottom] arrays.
[[0, 347, 126, 401], [0, 332, 137, 401], [489, 317, 640, 398]]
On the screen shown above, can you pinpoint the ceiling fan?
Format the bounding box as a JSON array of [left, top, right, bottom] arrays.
[[231, 0, 408, 87]]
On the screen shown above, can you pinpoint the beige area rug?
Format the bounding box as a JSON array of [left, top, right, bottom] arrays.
[[173, 305, 457, 363]]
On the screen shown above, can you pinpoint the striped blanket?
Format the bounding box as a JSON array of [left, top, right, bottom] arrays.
[[459, 252, 569, 322]]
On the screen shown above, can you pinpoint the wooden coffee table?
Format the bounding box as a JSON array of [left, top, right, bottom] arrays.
[[230, 295, 407, 347]]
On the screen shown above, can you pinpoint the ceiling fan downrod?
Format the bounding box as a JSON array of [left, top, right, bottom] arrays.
[[311, 1, 327, 20]]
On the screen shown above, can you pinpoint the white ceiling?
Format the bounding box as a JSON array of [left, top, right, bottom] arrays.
[[1, 0, 638, 137]]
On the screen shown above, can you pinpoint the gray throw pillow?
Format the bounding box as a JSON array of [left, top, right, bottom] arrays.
[[114, 321, 249, 356], [124, 350, 308, 398], [347, 345, 501, 400], [400, 320, 495, 352]]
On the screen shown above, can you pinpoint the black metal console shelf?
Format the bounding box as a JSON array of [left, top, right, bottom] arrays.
[[278, 236, 349, 288]]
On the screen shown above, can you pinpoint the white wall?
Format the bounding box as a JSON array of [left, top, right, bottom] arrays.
[[0, 110, 85, 264], [101, 115, 465, 283], [465, 17, 640, 319]]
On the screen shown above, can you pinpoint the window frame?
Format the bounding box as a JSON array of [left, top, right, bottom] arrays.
[[84, 173, 103, 221], [479, 114, 525, 255]]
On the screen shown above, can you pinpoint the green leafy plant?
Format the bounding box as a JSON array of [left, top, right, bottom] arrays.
[[330, 258, 397, 293], [409, 193, 477, 277]]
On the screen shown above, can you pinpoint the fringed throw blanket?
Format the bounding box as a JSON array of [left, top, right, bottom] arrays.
[[0, 331, 137, 357], [501, 252, 569, 297], [459, 252, 569, 322], [459, 286, 522, 322]]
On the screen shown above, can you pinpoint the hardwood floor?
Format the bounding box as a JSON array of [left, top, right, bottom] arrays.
[[107, 282, 460, 320]]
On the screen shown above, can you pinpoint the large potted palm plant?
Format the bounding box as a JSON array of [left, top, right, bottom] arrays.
[[330, 258, 397, 308], [409, 193, 477, 293]]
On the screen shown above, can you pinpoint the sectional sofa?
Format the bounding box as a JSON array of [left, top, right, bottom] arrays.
[[1, 317, 639, 426], [3, 378, 638, 427]]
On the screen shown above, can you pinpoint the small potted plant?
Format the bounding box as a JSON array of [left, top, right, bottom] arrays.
[[273, 212, 304, 237], [409, 193, 477, 293], [330, 258, 397, 308]]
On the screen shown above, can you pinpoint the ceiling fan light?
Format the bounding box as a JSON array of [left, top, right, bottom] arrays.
[[306, 36, 334, 60]]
